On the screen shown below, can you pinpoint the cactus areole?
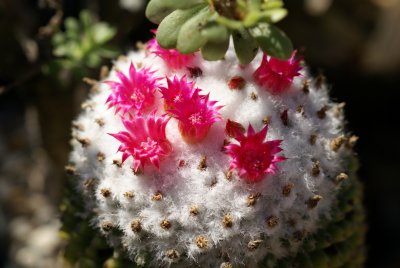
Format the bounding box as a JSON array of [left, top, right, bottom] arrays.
[[63, 1, 365, 267]]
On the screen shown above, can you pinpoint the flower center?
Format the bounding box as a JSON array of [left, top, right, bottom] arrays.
[[140, 137, 159, 153], [173, 94, 183, 103], [189, 113, 203, 125], [131, 91, 144, 102], [242, 150, 272, 172], [252, 159, 263, 171]]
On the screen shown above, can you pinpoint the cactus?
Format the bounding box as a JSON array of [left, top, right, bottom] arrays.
[[61, 34, 365, 267], [61, 1, 365, 267]]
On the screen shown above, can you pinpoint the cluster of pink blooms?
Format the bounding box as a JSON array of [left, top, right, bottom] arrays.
[[105, 37, 300, 181], [160, 76, 222, 143], [105, 40, 221, 172]]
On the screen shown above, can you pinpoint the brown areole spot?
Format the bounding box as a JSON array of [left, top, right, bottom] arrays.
[[131, 220, 142, 233], [160, 219, 172, 229], [247, 240, 263, 251], [97, 152, 105, 162], [195, 235, 208, 249], [266, 215, 279, 228], [223, 214, 234, 228], [198, 156, 207, 171], [250, 92, 258, 100], [247, 192, 261, 206], [100, 188, 111, 198], [282, 183, 294, 197], [101, 221, 114, 232], [306, 195, 323, 209]]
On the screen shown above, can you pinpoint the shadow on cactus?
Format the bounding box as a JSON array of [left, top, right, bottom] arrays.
[[146, 0, 293, 63]]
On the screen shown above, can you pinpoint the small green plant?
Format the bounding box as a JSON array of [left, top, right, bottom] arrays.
[[43, 10, 117, 76]]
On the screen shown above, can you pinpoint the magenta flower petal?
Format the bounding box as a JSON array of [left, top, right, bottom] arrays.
[[177, 94, 223, 143], [253, 51, 301, 94], [224, 124, 286, 182], [109, 113, 172, 172], [148, 38, 196, 70], [159, 76, 197, 111], [105, 63, 161, 115]]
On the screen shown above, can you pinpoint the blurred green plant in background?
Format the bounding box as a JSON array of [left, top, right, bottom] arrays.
[[48, 10, 117, 74]]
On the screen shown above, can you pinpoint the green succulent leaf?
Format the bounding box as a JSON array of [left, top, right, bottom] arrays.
[[243, 8, 287, 27], [177, 8, 212, 54], [86, 53, 102, 68], [260, 8, 288, 23], [214, 14, 243, 30], [248, 0, 262, 10], [201, 35, 230, 60], [52, 33, 65, 46], [52, 44, 69, 57], [233, 28, 259, 64], [79, 10, 92, 29], [201, 22, 229, 43], [65, 18, 79, 38], [262, 0, 284, 9], [243, 12, 262, 28], [146, 0, 206, 24], [249, 23, 293, 59], [90, 23, 117, 44], [157, 6, 203, 48]]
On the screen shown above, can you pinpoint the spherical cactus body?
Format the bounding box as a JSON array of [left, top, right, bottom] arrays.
[[61, 40, 365, 267]]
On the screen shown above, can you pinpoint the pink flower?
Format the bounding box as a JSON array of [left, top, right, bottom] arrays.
[[169, 90, 222, 143], [105, 63, 160, 115], [148, 38, 196, 70], [159, 76, 197, 111], [109, 113, 172, 172], [224, 124, 286, 182], [253, 51, 301, 94]]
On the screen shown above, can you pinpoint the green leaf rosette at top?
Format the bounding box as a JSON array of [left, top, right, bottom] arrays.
[[146, 0, 293, 64]]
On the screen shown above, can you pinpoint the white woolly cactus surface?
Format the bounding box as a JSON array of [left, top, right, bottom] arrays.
[[69, 42, 354, 267]]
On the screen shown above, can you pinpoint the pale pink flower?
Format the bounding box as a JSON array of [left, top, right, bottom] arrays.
[[159, 76, 198, 111], [253, 51, 301, 94], [109, 113, 172, 172], [105, 63, 160, 115], [169, 90, 222, 143], [148, 38, 196, 70], [224, 124, 286, 182]]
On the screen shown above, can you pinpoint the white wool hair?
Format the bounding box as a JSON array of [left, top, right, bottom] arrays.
[[70, 44, 351, 267]]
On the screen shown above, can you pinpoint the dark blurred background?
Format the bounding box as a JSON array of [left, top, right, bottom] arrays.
[[0, 0, 399, 267]]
